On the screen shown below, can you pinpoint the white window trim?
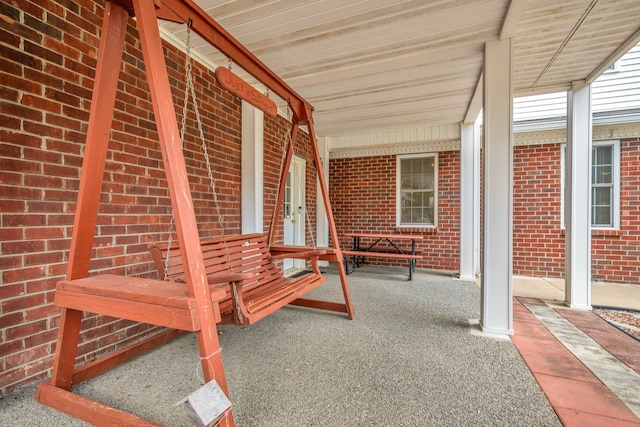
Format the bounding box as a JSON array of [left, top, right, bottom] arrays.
[[396, 153, 438, 228], [561, 140, 620, 229]]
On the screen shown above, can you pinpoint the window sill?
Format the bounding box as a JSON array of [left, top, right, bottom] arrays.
[[396, 226, 437, 235], [559, 228, 622, 237], [592, 228, 623, 237]]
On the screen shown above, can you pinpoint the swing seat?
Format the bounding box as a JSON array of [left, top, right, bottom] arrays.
[[150, 233, 343, 326], [54, 274, 225, 331]]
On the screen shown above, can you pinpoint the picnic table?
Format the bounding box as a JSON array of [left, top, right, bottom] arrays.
[[342, 233, 423, 280]]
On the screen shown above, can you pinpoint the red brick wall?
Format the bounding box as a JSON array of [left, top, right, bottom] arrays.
[[0, 1, 305, 395], [512, 144, 565, 277], [512, 138, 640, 284], [329, 139, 640, 285], [328, 151, 460, 271], [592, 137, 640, 283]]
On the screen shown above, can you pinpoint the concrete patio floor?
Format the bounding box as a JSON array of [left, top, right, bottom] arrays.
[[1, 267, 638, 426]]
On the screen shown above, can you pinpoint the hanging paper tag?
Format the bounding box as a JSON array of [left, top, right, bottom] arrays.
[[177, 379, 232, 427]]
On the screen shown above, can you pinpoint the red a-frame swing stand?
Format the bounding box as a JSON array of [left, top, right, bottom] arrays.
[[35, 1, 353, 425]]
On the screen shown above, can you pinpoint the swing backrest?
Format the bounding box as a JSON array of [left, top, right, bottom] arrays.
[[149, 233, 329, 325], [150, 233, 279, 286]]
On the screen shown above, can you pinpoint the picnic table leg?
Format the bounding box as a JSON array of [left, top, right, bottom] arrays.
[[410, 238, 416, 280], [344, 254, 351, 275]]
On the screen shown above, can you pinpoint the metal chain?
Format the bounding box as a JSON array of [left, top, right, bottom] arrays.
[[164, 25, 196, 281], [279, 103, 292, 179], [175, 23, 226, 234], [182, 24, 231, 268], [165, 23, 234, 280], [279, 103, 315, 249], [189, 77, 226, 234]]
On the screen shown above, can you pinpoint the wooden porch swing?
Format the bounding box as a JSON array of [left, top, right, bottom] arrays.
[[35, 0, 354, 426]]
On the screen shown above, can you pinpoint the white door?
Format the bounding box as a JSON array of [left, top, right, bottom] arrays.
[[283, 156, 306, 271]]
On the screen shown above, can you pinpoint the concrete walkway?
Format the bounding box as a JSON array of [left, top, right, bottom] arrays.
[[510, 275, 640, 426], [513, 275, 640, 310], [513, 298, 640, 426]]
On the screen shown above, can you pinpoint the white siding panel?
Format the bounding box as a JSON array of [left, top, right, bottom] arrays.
[[514, 92, 567, 122], [514, 43, 640, 124]]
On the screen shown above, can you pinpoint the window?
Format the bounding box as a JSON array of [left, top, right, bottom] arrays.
[[605, 61, 620, 73], [592, 144, 615, 227], [397, 154, 437, 227], [561, 141, 619, 229]]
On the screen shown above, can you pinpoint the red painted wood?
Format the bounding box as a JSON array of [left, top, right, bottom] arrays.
[[71, 329, 184, 385], [345, 233, 425, 241], [156, 0, 309, 121], [49, 1, 130, 392], [305, 105, 355, 320], [150, 234, 343, 326], [36, 383, 161, 427], [131, 3, 232, 425], [215, 67, 277, 117], [41, 2, 355, 426], [268, 122, 298, 245], [49, 308, 83, 390], [289, 298, 349, 313], [54, 275, 227, 330], [65, 2, 128, 281]]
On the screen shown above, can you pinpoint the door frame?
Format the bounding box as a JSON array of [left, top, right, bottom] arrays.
[[284, 155, 306, 270]]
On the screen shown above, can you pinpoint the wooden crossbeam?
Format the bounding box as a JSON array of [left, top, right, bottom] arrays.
[[156, 0, 311, 122]]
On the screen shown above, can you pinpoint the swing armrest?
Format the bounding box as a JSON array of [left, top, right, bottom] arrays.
[[207, 273, 256, 326], [270, 247, 326, 275], [206, 272, 255, 286], [205, 272, 255, 325], [269, 246, 327, 260]]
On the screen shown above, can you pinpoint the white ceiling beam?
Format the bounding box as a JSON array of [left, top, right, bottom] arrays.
[[499, 0, 527, 40], [585, 26, 640, 84], [531, 0, 598, 88], [463, 72, 483, 124], [514, 82, 572, 97]]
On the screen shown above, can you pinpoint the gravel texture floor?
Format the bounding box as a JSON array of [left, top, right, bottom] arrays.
[[0, 267, 561, 426]]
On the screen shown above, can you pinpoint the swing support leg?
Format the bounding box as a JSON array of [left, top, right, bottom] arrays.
[[133, 0, 233, 424], [36, 1, 234, 426], [304, 106, 354, 319], [38, 0, 129, 399], [269, 118, 355, 320]]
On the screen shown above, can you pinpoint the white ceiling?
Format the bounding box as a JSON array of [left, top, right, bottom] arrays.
[[158, 0, 640, 138]]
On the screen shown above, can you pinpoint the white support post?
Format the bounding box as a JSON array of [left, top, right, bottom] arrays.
[[481, 39, 513, 336], [565, 83, 592, 309], [316, 136, 330, 266], [241, 101, 264, 234], [460, 120, 480, 280], [473, 118, 481, 277]]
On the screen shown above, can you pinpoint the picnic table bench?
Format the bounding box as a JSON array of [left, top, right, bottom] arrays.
[[342, 233, 423, 280]]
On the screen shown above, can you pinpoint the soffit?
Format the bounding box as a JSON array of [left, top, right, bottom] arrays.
[[158, 0, 640, 138]]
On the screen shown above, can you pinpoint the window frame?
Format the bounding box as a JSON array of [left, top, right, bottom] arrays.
[[560, 140, 620, 229], [396, 153, 438, 228]]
